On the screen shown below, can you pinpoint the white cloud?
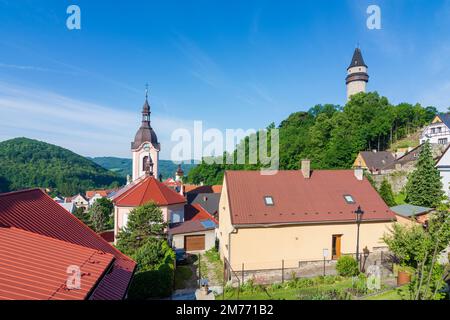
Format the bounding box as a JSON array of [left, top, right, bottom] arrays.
[[0, 82, 194, 159]]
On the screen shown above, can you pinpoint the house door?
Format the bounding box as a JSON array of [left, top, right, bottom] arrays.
[[332, 235, 342, 260], [185, 235, 205, 251]]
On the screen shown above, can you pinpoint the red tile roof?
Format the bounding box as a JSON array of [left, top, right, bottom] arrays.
[[0, 189, 136, 300], [0, 226, 114, 300], [224, 170, 396, 226], [113, 176, 186, 207], [184, 185, 222, 194], [86, 189, 116, 199], [184, 203, 218, 224]]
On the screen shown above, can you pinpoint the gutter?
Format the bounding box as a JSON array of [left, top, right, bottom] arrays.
[[232, 218, 396, 229]]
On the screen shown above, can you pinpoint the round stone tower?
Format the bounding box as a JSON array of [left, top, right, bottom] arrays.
[[346, 47, 369, 101]]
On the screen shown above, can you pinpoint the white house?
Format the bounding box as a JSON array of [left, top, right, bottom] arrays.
[[420, 114, 450, 145], [436, 145, 450, 199]]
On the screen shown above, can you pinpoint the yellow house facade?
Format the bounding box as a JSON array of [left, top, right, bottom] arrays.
[[218, 165, 397, 271]]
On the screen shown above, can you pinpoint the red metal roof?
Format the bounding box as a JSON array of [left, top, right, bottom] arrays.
[[0, 226, 114, 300], [224, 170, 396, 226], [0, 189, 136, 300], [113, 176, 186, 207]]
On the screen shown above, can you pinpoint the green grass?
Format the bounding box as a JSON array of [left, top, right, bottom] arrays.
[[364, 286, 408, 300], [219, 277, 355, 300], [174, 265, 193, 290]]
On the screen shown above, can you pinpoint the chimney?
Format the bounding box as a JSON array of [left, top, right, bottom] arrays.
[[301, 159, 311, 179], [354, 166, 363, 181]]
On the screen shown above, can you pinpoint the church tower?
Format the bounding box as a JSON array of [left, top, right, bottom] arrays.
[[346, 47, 369, 100], [131, 89, 160, 181]]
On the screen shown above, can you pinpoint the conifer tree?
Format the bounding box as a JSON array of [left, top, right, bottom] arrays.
[[406, 142, 443, 207], [379, 179, 396, 207]]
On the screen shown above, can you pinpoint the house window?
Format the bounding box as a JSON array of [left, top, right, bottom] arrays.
[[431, 128, 436, 134], [343, 195, 355, 204], [264, 196, 274, 206], [438, 138, 448, 145], [122, 213, 129, 229], [437, 127, 442, 133]]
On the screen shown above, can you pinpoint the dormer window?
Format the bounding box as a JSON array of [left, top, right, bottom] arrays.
[[343, 195, 355, 204], [264, 196, 274, 206]]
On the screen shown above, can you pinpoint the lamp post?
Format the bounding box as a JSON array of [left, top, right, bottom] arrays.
[[354, 205, 364, 270]]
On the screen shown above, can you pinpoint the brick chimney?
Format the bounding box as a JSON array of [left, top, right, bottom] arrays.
[[301, 159, 311, 179], [354, 166, 363, 181]]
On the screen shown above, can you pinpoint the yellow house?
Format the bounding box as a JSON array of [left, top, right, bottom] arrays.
[[218, 162, 397, 271]]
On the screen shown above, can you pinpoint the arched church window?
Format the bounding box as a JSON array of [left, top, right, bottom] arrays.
[[142, 156, 148, 171]]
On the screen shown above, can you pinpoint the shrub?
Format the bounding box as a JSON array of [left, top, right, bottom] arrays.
[[128, 241, 175, 299], [336, 256, 359, 277]]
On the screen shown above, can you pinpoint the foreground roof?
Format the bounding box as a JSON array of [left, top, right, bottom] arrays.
[[390, 204, 432, 217], [112, 175, 186, 207], [224, 170, 396, 226], [0, 226, 114, 300], [0, 189, 136, 300]]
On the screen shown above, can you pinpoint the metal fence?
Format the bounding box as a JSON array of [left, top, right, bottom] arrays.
[[223, 250, 395, 287]]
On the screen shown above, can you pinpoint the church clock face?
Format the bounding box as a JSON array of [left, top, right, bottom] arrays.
[[143, 143, 150, 151]]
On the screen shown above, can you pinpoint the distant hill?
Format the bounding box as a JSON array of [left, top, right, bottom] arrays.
[[90, 157, 197, 179], [0, 138, 125, 196]]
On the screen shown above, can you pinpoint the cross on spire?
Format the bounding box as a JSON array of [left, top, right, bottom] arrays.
[[145, 83, 149, 100]]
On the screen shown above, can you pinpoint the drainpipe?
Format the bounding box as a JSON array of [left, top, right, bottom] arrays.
[[228, 227, 238, 266]]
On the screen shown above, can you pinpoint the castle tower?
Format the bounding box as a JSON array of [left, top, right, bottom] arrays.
[[346, 47, 369, 100], [131, 88, 160, 181], [175, 164, 184, 182]]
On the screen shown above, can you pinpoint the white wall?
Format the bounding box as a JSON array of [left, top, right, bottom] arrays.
[[420, 123, 450, 145], [170, 229, 216, 252]]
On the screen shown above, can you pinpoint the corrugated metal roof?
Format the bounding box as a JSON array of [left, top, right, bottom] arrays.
[[0, 189, 136, 300], [0, 226, 114, 300], [225, 170, 397, 226], [113, 176, 186, 207]]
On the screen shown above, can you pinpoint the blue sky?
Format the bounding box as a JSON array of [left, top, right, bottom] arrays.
[[0, 0, 449, 159]]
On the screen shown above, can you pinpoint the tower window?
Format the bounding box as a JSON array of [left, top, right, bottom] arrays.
[[142, 156, 148, 171]]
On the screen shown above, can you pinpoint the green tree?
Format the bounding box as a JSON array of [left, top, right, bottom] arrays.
[[115, 202, 167, 255], [73, 207, 91, 226], [89, 198, 114, 232], [383, 208, 450, 300], [379, 179, 396, 207], [406, 142, 444, 207]]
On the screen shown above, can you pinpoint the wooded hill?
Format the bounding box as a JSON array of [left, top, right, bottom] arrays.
[[0, 138, 125, 195], [187, 92, 437, 185]]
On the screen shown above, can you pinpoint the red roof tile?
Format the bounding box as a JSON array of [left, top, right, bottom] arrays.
[[0, 189, 136, 300], [0, 227, 114, 300], [113, 176, 186, 207], [86, 189, 115, 199], [184, 203, 218, 224], [184, 185, 222, 194], [224, 170, 396, 226]]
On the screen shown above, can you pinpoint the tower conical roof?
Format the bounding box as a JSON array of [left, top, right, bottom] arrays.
[[348, 48, 367, 69]]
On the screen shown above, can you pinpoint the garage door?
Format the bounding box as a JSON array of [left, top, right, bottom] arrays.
[[184, 235, 205, 251]]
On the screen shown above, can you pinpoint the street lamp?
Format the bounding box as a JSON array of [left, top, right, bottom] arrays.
[[354, 205, 364, 270]]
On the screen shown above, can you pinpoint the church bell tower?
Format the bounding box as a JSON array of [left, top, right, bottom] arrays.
[[131, 87, 160, 181], [346, 47, 369, 101]]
